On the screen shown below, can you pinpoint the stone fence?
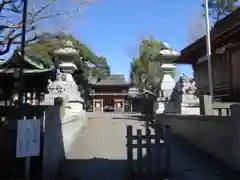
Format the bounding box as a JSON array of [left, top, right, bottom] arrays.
[[43, 98, 87, 180], [155, 94, 200, 115], [156, 104, 240, 171], [200, 95, 240, 116]]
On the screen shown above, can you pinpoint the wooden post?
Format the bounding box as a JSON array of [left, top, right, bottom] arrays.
[[146, 127, 152, 177], [163, 125, 171, 178], [126, 126, 133, 175], [137, 129, 143, 174], [155, 126, 162, 178], [23, 116, 31, 180]]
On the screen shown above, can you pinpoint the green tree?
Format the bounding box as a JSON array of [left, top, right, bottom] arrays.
[[202, 0, 238, 23], [130, 37, 176, 92], [24, 32, 110, 98], [24, 32, 110, 75]]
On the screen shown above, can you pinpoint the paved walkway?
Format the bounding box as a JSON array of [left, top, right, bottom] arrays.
[[59, 113, 239, 180]]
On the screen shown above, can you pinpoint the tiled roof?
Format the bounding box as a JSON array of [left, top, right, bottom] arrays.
[[0, 51, 53, 70], [88, 75, 129, 86], [175, 8, 240, 64]]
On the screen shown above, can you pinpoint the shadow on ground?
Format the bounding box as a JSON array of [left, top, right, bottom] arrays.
[[58, 157, 167, 180], [58, 158, 130, 180], [149, 125, 240, 180], [58, 144, 240, 180], [58, 114, 240, 180]]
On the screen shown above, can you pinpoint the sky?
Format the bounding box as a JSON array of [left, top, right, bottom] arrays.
[[2, 0, 205, 79], [67, 0, 204, 79]]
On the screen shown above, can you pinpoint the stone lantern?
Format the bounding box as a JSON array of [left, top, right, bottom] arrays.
[[54, 40, 79, 73], [153, 43, 180, 98], [152, 43, 180, 113], [45, 40, 84, 109]]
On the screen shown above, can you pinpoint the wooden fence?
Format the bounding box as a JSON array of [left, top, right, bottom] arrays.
[[126, 125, 170, 180], [0, 104, 47, 180]]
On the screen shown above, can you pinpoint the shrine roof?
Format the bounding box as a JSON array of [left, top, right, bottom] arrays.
[[0, 50, 54, 74], [88, 74, 130, 86], [175, 8, 240, 64]]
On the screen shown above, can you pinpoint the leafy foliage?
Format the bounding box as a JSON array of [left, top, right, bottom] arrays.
[[25, 32, 110, 76], [202, 0, 239, 23], [23, 32, 110, 97], [130, 37, 177, 92]]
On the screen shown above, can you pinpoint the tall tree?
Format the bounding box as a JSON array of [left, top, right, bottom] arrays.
[[130, 37, 177, 92], [202, 0, 239, 23], [24, 32, 110, 76], [23, 32, 110, 95]]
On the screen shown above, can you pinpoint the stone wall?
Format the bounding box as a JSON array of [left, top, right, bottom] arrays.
[[155, 75, 200, 115], [155, 101, 199, 115], [43, 100, 87, 180], [43, 104, 65, 180], [156, 105, 240, 170], [62, 103, 86, 154]]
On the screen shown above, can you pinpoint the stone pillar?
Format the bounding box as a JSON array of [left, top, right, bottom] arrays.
[[94, 99, 103, 112], [130, 99, 133, 112], [199, 95, 212, 115], [101, 99, 103, 112], [156, 64, 176, 114], [114, 99, 124, 112], [43, 102, 64, 180], [93, 98, 95, 112], [122, 99, 124, 112], [161, 65, 176, 98], [231, 104, 240, 170]]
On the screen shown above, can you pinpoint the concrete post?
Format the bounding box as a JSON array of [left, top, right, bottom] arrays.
[[199, 95, 212, 115], [231, 104, 240, 171], [43, 100, 65, 180]]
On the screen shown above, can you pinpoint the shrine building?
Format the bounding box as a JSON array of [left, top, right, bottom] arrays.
[[88, 75, 130, 112], [0, 51, 54, 105], [175, 8, 240, 102]]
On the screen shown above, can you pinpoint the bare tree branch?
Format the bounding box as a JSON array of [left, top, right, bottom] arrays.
[[0, 26, 35, 55], [0, 0, 91, 56], [0, 0, 15, 12]]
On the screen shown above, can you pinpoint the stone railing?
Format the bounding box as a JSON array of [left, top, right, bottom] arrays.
[[156, 104, 240, 171], [155, 91, 200, 115], [199, 95, 240, 116]]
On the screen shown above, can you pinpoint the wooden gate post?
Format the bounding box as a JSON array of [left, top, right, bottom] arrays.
[[163, 125, 171, 178], [126, 125, 133, 177], [136, 129, 143, 174], [155, 126, 162, 178], [146, 127, 152, 177]]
